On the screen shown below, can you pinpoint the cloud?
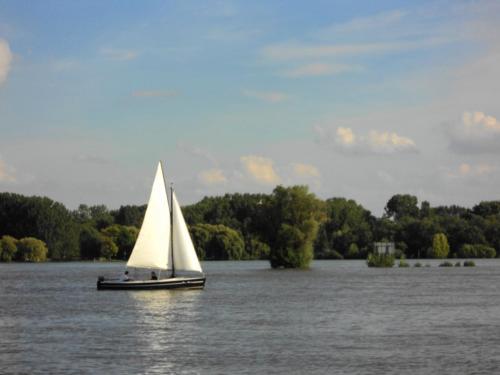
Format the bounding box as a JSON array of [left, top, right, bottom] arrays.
[[368, 130, 417, 153], [0, 158, 16, 182], [198, 168, 227, 186], [243, 90, 288, 103], [463, 111, 500, 132], [100, 47, 138, 61], [283, 63, 360, 77], [240, 155, 281, 185], [448, 111, 500, 153], [336, 127, 356, 146], [448, 163, 495, 178], [291, 163, 320, 178], [0, 39, 12, 84], [316, 126, 417, 154], [261, 38, 449, 61], [132, 90, 179, 98], [324, 10, 407, 34]]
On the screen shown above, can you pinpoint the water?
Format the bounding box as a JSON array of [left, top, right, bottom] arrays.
[[1, 260, 500, 374]]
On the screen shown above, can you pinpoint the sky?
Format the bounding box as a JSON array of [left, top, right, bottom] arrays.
[[0, 0, 499, 216]]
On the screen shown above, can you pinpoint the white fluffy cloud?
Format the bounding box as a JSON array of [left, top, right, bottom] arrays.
[[317, 126, 417, 154], [0, 39, 12, 84], [336, 127, 356, 146], [448, 111, 500, 153], [291, 162, 320, 178], [198, 168, 227, 186], [463, 111, 500, 133], [240, 155, 281, 185], [368, 130, 416, 153]]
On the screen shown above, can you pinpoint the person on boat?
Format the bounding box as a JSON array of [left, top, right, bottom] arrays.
[[151, 271, 158, 280], [122, 270, 131, 281]]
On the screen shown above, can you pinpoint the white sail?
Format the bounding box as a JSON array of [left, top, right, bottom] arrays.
[[172, 191, 203, 273], [127, 162, 170, 270]]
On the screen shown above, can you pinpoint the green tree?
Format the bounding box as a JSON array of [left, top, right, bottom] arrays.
[[385, 194, 419, 220], [245, 237, 270, 260], [17, 237, 48, 262], [79, 225, 104, 260], [266, 186, 322, 268], [428, 233, 450, 258], [209, 225, 245, 260], [112, 205, 146, 227], [100, 236, 118, 260], [189, 223, 245, 260], [189, 224, 211, 260], [101, 224, 139, 260], [458, 244, 496, 258], [473, 201, 500, 218], [345, 243, 360, 259], [89, 205, 114, 230], [0, 193, 79, 260], [319, 198, 373, 259], [0, 235, 18, 262]]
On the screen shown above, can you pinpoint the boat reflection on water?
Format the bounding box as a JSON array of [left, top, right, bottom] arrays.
[[125, 288, 205, 373]]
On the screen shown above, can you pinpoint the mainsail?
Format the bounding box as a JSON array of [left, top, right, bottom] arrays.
[[127, 162, 171, 269], [172, 191, 203, 273]]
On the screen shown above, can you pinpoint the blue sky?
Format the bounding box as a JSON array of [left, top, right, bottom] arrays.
[[0, 0, 499, 215]]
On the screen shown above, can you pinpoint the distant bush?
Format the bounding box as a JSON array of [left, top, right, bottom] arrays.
[[367, 253, 394, 268], [439, 261, 454, 267], [0, 235, 18, 262], [17, 237, 48, 262], [345, 243, 360, 259], [414, 262, 422, 267], [463, 260, 476, 267], [455, 262, 461, 267], [398, 258, 410, 267], [458, 244, 496, 258]]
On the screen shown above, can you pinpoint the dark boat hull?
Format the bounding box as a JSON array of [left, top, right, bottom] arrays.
[[97, 276, 206, 290]]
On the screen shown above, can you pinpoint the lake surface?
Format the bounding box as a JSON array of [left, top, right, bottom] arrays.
[[1, 260, 500, 374]]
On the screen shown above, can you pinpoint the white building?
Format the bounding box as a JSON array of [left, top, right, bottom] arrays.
[[374, 242, 395, 255]]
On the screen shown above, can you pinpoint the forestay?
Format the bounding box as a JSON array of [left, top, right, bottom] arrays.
[[127, 163, 170, 270]]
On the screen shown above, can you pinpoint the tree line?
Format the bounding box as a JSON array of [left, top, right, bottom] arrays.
[[0, 189, 499, 268]]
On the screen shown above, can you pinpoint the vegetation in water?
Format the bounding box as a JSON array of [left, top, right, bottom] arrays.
[[463, 260, 476, 267], [455, 262, 461, 267], [439, 261, 454, 267], [367, 253, 395, 268], [398, 258, 410, 267], [265, 186, 321, 269], [414, 262, 422, 267]]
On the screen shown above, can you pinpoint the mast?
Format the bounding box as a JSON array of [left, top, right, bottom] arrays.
[[170, 183, 175, 278]]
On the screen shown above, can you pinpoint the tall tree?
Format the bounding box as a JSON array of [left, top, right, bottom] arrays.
[[265, 186, 323, 268], [385, 194, 419, 220], [429, 233, 450, 258]]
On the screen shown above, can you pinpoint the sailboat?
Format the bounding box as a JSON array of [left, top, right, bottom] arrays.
[[97, 162, 206, 290]]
